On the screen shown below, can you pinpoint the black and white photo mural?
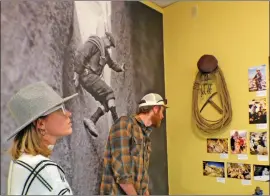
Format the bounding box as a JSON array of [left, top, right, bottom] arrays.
[[1, 1, 168, 195]]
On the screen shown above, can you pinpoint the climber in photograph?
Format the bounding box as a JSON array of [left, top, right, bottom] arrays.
[[253, 68, 263, 91], [73, 32, 125, 137]]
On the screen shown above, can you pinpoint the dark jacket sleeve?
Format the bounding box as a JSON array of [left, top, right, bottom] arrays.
[[74, 41, 96, 74], [106, 49, 123, 72]]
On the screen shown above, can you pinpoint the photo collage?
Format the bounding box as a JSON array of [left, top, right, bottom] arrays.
[[204, 131, 269, 182], [203, 65, 269, 183], [248, 65, 267, 125]]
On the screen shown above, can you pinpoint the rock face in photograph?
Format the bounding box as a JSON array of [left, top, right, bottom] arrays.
[[1, 1, 168, 195], [1, 1, 77, 194]]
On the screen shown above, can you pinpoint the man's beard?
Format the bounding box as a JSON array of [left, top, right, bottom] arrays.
[[151, 113, 162, 128]]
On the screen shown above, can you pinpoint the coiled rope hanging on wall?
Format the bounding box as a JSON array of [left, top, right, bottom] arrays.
[[192, 55, 233, 134]]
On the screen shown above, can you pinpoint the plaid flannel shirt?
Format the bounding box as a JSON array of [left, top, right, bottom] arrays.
[[100, 115, 152, 195]]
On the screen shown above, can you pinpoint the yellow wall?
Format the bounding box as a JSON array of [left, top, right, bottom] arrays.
[[164, 1, 269, 195]]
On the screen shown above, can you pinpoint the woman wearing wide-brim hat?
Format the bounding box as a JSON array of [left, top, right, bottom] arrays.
[[6, 81, 78, 195]]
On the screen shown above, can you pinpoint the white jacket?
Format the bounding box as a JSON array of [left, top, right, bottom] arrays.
[[7, 153, 73, 195]]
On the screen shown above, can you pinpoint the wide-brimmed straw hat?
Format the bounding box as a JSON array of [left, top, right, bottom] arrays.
[[6, 81, 78, 141]]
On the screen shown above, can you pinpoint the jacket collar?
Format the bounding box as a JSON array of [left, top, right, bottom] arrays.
[[132, 114, 153, 137]]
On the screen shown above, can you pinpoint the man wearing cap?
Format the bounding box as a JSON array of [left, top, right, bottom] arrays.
[[253, 68, 263, 90], [73, 32, 125, 137], [100, 93, 168, 195]]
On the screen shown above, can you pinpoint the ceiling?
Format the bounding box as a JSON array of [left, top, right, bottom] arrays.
[[150, 0, 179, 8]]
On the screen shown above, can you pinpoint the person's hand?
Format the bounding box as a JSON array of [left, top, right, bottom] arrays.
[[144, 190, 150, 195]]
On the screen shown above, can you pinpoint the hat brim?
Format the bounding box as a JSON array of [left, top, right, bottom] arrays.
[[62, 92, 78, 103], [6, 93, 78, 141]]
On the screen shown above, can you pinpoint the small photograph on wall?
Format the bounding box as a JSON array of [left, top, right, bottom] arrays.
[[253, 165, 270, 182], [207, 138, 228, 154], [203, 161, 225, 178], [249, 98, 267, 124], [250, 132, 268, 155], [248, 64, 266, 92], [227, 162, 251, 180], [230, 130, 247, 154]]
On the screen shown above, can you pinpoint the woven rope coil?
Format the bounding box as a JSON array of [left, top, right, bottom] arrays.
[[192, 67, 233, 133]]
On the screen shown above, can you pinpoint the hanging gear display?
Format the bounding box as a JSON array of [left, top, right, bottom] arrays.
[[192, 54, 233, 133], [200, 74, 213, 97]]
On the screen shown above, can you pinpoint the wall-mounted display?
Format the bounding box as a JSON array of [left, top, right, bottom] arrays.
[[253, 165, 270, 182], [249, 98, 267, 124], [203, 161, 225, 178], [250, 132, 268, 155], [230, 130, 247, 154], [248, 65, 267, 92], [227, 162, 251, 180], [207, 138, 228, 154], [191, 55, 232, 133]]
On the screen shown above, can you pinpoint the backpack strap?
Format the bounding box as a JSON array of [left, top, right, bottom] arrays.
[[87, 36, 105, 58]]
